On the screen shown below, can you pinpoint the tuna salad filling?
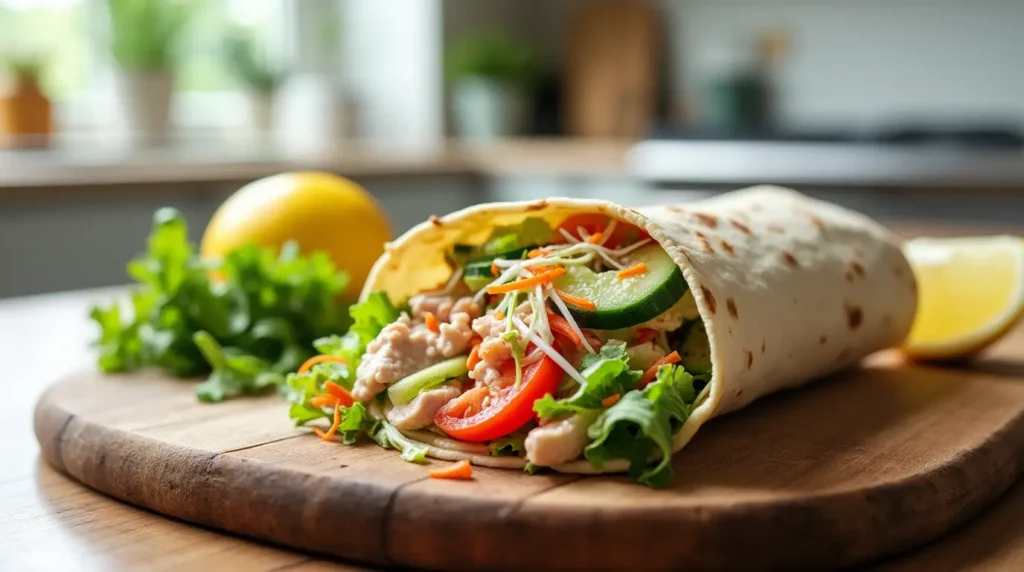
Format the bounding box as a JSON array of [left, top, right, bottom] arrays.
[[287, 214, 713, 487]]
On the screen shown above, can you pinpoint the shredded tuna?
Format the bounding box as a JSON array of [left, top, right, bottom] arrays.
[[386, 384, 462, 430], [353, 304, 477, 402], [410, 293, 481, 322], [626, 341, 668, 371], [468, 305, 534, 389], [525, 414, 592, 466]]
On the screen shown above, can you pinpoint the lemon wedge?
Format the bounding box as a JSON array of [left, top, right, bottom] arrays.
[[902, 235, 1024, 360]]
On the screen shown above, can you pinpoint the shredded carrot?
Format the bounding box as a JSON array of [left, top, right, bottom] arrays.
[[323, 381, 355, 407], [313, 403, 343, 442], [617, 263, 648, 280], [428, 460, 474, 480], [638, 351, 682, 388], [446, 385, 488, 418], [554, 288, 597, 311], [601, 393, 622, 408], [587, 232, 603, 244], [490, 261, 499, 277], [631, 328, 657, 346], [547, 311, 582, 346], [298, 354, 349, 375], [424, 311, 440, 333], [310, 394, 340, 409], [527, 248, 545, 258], [486, 267, 566, 295], [466, 344, 482, 370], [494, 310, 505, 320]]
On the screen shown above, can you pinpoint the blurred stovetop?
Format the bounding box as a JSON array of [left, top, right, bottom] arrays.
[[647, 125, 1024, 151]]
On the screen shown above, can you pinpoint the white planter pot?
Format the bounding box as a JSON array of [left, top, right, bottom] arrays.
[[114, 70, 173, 146], [275, 74, 345, 153], [248, 92, 275, 134], [452, 77, 528, 142]]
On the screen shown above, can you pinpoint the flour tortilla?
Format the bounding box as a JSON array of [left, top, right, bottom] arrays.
[[360, 186, 918, 473]]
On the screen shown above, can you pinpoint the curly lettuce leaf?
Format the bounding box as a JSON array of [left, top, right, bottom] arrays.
[[534, 341, 641, 419], [372, 420, 428, 463], [89, 207, 353, 402], [584, 364, 697, 488], [489, 434, 527, 457]]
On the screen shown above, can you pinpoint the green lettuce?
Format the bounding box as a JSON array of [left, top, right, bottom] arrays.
[[489, 434, 527, 457], [89, 207, 352, 401], [372, 420, 428, 463], [584, 364, 697, 488], [533, 341, 641, 419], [286, 292, 400, 425], [481, 217, 555, 255]]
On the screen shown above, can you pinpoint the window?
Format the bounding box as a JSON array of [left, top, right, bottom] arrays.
[[1, 0, 285, 131]]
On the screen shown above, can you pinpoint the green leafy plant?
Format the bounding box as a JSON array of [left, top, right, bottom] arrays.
[[223, 28, 284, 93], [445, 33, 542, 85], [4, 56, 44, 82], [90, 207, 353, 402], [107, 0, 195, 70]]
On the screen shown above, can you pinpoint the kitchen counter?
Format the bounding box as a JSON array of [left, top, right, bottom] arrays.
[[629, 140, 1024, 189], [3, 219, 1024, 569], [0, 138, 633, 194]]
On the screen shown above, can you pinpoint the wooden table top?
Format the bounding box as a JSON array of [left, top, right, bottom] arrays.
[[3, 286, 1024, 571]]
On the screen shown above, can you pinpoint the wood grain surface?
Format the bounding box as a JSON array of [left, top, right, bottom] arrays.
[[32, 321, 1024, 571]]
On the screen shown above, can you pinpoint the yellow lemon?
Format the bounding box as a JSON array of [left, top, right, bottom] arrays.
[[902, 235, 1024, 360], [201, 172, 391, 296]]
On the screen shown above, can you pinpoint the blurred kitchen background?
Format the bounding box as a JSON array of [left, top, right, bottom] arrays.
[[2, 0, 1024, 297]]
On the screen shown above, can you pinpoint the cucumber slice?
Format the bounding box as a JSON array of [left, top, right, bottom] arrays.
[[387, 356, 469, 405], [462, 245, 535, 292], [677, 320, 712, 374], [552, 243, 688, 330]]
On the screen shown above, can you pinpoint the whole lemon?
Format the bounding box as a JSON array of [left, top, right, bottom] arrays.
[[201, 172, 391, 295]]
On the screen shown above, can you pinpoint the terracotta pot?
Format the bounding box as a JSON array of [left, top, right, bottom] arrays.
[[0, 74, 53, 148]]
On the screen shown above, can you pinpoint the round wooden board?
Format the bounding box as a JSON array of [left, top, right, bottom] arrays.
[[34, 329, 1024, 571]]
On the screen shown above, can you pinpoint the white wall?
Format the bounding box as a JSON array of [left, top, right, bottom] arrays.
[[666, 0, 1024, 129]]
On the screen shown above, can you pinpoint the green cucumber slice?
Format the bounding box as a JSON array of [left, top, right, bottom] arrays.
[[677, 319, 712, 374], [387, 356, 469, 405], [552, 243, 688, 330], [462, 245, 535, 292]]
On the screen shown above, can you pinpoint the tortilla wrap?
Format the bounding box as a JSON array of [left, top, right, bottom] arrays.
[[360, 185, 918, 473]]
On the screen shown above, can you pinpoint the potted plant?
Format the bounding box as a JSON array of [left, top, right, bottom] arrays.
[[107, 0, 194, 145], [223, 28, 285, 134], [0, 57, 52, 148], [446, 34, 541, 141]]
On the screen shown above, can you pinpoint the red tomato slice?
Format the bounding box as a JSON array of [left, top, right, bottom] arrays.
[[556, 214, 648, 248], [434, 354, 563, 443]]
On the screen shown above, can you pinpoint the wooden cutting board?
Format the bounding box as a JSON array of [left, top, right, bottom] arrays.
[[34, 325, 1024, 571]]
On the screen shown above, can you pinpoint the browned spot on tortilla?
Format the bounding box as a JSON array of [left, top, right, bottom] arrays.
[[694, 231, 715, 253], [894, 265, 905, 278], [701, 286, 717, 315], [736, 389, 744, 396], [745, 350, 754, 369], [834, 349, 852, 363], [808, 215, 826, 230], [720, 240, 735, 254], [761, 339, 766, 354], [729, 219, 752, 235], [768, 223, 785, 234], [693, 212, 719, 229], [726, 298, 738, 319], [819, 335, 828, 344], [525, 200, 548, 211], [844, 269, 855, 282], [850, 261, 865, 278], [845, 302, 863, 331], [429, 215, 443, 226], [782, 251, 799, 267], [667, 205, 687, 213]]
